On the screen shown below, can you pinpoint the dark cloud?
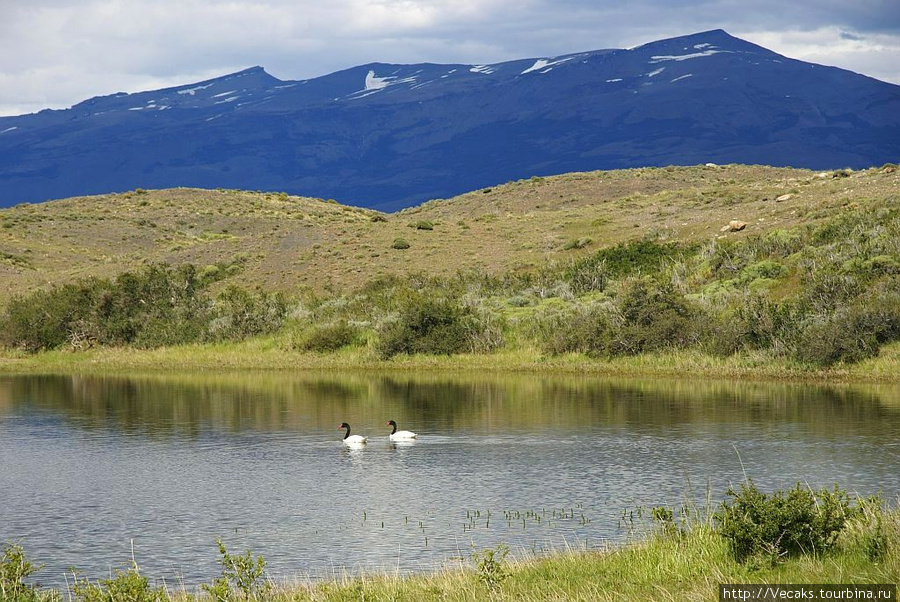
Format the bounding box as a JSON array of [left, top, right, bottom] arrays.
[[1, 0, 898, 116]]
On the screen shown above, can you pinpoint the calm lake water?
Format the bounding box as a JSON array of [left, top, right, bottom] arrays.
[[1, 372, 899, 587]]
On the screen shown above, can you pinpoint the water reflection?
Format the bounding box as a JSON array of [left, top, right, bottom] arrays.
[[2, 373, 899, 439], [0, 372, 898, 588]]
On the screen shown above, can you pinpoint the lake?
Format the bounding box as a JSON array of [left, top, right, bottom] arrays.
[[1, 372, 899, 587]]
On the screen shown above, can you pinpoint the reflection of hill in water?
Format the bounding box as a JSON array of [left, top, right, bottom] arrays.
[[2, 373, 899, 440]]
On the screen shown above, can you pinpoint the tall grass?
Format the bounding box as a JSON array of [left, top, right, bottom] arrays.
[[4, 486, 898, 601]]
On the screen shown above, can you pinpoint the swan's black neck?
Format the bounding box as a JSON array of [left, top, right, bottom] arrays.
[[342, 425, 351, 439], [389, 421, 397, 434]]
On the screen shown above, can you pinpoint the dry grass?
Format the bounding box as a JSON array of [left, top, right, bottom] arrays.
[[4, 339, 900, 385], [2, 164, 896, 303]]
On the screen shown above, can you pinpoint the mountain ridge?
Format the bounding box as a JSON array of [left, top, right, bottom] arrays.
[[1, 29, 898, 209]]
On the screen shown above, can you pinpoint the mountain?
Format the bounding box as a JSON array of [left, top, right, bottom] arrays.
[[1, 29, 898, 210]]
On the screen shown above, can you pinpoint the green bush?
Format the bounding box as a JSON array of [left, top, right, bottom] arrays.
[[0, 543, 42, 602], [207, 286, 288, 342], [0, 264, 294, 352], [377, 296, 473, 358], [714, 480, 858, 562], [472, 544, 509, 591], [589, 240, 690, 278], [795, 312, 879, 366], [414, 220, 434, 230], [72, 562, 165, 602], [0, 284, 93, 352], [534, 302, 613, 355], [612, 278, 698, 355], [298, 320, 361, 352], [202, 538, 269, 601], [391, 238, 411, 250]]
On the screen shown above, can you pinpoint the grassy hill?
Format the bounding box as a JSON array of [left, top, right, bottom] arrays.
[[2, 164, 895, 302], [2, 162, 899, 377]]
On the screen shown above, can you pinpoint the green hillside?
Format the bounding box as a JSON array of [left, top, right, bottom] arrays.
[[1, 163, 899, 376], [2, 164, 893, 299]]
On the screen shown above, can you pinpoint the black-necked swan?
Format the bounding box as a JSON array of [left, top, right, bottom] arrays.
[[339, 422, 367, 445], [386, 420, 418, 440]]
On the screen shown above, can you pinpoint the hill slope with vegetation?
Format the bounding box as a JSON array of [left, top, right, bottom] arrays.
[[1, 163, 899, 374]]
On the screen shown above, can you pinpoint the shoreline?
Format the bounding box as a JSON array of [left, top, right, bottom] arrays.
[[2, 340, 900, 384], [6, 516, 898, 601]]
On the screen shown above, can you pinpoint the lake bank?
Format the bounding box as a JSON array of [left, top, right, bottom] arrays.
[[2, 338, 900, 384], [7, 513, 899, 601]]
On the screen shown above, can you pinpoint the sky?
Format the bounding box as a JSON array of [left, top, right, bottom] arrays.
[[1, 0, 898, 117]]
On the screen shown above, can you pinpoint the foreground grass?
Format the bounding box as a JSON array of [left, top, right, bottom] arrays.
[[261, 525, 899, 602], [3, 339, 900, 384], [11, 514, 898, 602]]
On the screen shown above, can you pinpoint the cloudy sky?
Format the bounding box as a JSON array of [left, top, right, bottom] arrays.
[[1, 0, 898, 117]]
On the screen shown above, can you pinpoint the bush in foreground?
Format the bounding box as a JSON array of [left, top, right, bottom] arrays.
[[714, 480, 858, 563]]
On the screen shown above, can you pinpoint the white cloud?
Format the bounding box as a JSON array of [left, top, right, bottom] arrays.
[[0, 0, 898, 116], [736, 27, 900, 85]]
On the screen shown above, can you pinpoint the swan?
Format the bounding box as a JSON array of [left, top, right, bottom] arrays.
[[387, 420, 418, 440], [339, 422, 367, 445]]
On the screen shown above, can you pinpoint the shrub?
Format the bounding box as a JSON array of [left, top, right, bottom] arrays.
[[794, 312, 879, 366], [207, 286, 288, 342], [464, 305, 506, 354], [562, 237, 592, 251], [0, 543, 42, 602], [414, 220, 434, 230], [72, 562, 165, 602], [0, 284, 93, 352], [533, 301, 614, 355], [391, 238, 411, 250], [298, 320, 361, 352], [377, 296, 472, 358], [202, 538, 269, 601], [473, 544, 509, 591], [612, 278, 698, 354], [714, 480, 858, 562], [741, 260, 787, 282], [588, 240, 690, 278], [561, 257, 608, 294]]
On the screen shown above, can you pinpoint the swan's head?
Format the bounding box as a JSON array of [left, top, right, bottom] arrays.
[[387, 420, 397, 427], [339, 422, 350, 429]]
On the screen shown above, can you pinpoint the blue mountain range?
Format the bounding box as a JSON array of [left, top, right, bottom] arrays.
[[1, 29, 898, 210]]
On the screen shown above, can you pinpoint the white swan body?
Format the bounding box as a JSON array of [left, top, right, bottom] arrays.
[[387, 420, 418, 440], [339, 423, 367, 445]]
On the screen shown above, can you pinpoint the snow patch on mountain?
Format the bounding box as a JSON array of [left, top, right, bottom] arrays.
[[647, 67, 666, 77], [650, 50, 725, 63], [522, 59, 550, 74], [359, 70, 419, 94], [521, 56, 578, 75], [670, 74, 693, 82], [0, 126, 17, 134], [365, 71, 391, 91], [469, 65, 495, 74], [178, 83, 214, 96]]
